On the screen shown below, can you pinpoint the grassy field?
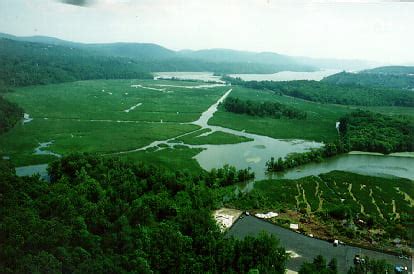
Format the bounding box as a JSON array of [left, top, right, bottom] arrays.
[[210, 86, 414, 142], [0, 79, 239, 167], [0, 118, 199, 166], [5, 79, 228, 122]]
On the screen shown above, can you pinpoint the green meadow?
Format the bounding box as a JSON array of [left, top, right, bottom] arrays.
[[210, 86, 414, 143], [6, 79, 227, 122], [0, 79, 242, 167]]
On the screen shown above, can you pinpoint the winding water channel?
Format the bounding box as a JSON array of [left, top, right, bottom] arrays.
[[15, 84, 414, 182]]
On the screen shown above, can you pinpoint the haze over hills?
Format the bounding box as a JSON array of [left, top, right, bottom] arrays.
[[0, 32, 379, 72]]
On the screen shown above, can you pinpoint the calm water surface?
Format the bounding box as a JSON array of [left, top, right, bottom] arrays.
[[229, 69, 340, 81]]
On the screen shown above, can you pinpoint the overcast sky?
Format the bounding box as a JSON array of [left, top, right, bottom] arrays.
[[1, 0, 413, 64]]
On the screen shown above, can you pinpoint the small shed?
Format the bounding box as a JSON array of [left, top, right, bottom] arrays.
[[290, 223, 299, 230]]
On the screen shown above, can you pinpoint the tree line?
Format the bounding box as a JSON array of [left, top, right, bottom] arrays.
[[222, 76, 414, 107], [222, 96, 307, 119], [266, 142, 343, 172]]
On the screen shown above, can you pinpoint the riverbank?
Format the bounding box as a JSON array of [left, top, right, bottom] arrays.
[[349, 151, 414, 158]]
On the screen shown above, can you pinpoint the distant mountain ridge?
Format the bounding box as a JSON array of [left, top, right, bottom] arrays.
[[0, 32, 378, 72]]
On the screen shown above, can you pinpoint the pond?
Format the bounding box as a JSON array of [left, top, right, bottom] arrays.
[[15, 164, 50, 181]]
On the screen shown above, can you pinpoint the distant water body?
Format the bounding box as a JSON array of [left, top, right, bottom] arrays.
[[229, 69, 341, 81], [154, 72, 224, 83], [154, 70, 340, 82]]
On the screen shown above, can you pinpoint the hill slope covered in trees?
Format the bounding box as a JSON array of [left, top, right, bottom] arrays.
[[0, 33, 316, 74], [322, 71, 414, 90], [224, 77, 414, 107], [0, 38, 153, 87], [0, 154, 289, 273]]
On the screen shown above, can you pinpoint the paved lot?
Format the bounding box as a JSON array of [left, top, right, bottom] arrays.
[[227, 216, 412, 273]]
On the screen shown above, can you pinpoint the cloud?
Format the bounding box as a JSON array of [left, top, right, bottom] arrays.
[[58, 0, 93, 7]]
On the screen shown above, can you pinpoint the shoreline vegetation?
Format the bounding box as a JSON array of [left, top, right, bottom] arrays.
[[348, 151, 414, 158]]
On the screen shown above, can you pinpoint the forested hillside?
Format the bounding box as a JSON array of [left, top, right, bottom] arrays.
[[322, 71, 414, 90], [0, 38, 153, 87], [0, 33, 316, 74], [0, 154, 288, 273], [224, 77, 414, 107]]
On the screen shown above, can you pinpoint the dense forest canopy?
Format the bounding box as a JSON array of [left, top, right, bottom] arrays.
[[223, 76, 414, 107], [339, 110, 414, 154], [222, 97, 307, 119], [322, 71, 414, 90], [0, 154, 288, 273]]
